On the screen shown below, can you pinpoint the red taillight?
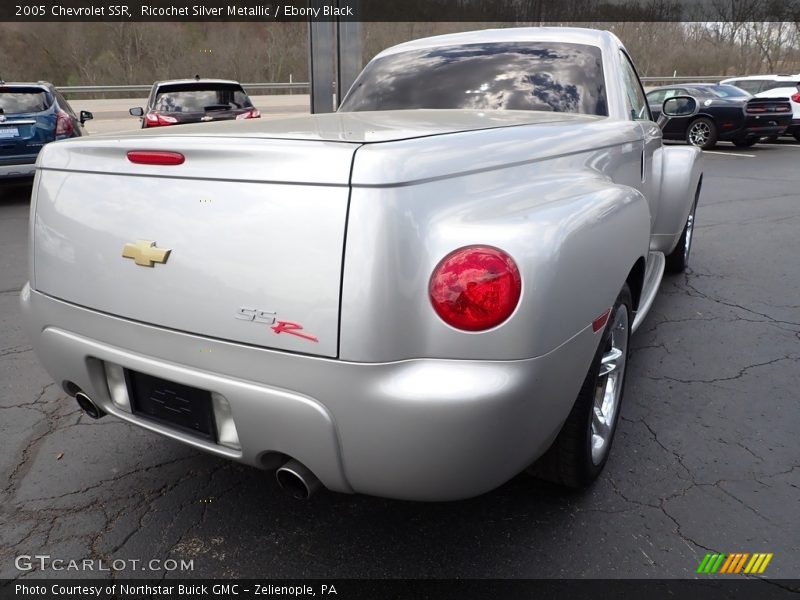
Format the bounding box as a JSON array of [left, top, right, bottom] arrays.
[[143, 112, 178, 128], [55, 110, 73, 136], [236, 108, 261, 120], [127, 151, 185, 166], [429, 246, 522, 331], [791, 92, 800, 103]]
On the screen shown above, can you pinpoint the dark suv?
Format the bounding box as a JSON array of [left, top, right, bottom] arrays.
[[0, 80, 92, 180], [129, 78, 260, 128]]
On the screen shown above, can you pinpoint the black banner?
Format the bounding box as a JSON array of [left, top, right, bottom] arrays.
[[2, 579, 800, 600], [2, 0, 800, 22]]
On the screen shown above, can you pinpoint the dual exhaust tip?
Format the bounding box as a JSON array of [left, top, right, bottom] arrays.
[[74, 391, 106, 420], [72, 385, 321, 499], [276, 459, 322, 500]]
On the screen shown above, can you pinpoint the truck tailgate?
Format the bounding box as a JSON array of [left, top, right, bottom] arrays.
[[32, 136, 356, 358]]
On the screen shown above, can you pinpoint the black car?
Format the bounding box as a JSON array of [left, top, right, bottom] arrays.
[[129, 78, 260, 128], [646, 83, 793, 149], [0, 80, 92, 180]]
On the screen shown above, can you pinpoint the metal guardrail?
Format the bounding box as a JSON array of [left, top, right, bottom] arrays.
[[58, 78, 729, 95], [640, 76, 727, 84], [56, 82, 310, 94]]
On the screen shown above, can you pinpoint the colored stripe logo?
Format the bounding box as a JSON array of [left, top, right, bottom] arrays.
[[697, 553, 773, 574]]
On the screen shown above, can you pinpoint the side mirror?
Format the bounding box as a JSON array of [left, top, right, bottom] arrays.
[[657, 95, 698, 129], [662, 96, 698, 117], [129, 107, 144, 117], [79, 110, 93, 124]]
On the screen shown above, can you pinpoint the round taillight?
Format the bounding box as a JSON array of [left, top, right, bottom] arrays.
[[429, 246, 522, 331]]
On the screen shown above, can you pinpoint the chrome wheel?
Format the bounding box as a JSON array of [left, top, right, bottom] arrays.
[[591, 306, 629, 465], [688, 121, 710, 146], [683, 202, 696, 264]]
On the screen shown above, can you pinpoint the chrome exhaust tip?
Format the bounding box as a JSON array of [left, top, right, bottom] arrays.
[[75, 392, 105, 420], [276, 459, 322, 499]]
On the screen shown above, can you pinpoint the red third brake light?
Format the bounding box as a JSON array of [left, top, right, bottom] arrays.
[[429, 246, 522, 331], [127, 151, 185, 166]]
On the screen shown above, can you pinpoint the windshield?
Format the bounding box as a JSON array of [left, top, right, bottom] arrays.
[[339, 42, 608, 116], [153, 83, 253, 113], [0, 87, 52, 114]]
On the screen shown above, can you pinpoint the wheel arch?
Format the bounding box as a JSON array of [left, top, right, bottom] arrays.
[[625, 256, 646, 313]]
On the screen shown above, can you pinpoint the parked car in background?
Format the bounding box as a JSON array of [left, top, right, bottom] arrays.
[[24, 28, 702, 501], [0, 80, 92, 180], [646, 83, 792, 149], [129, 78, 260, 128], [720, 74, 800, 94], [721, 75, 800, 142]]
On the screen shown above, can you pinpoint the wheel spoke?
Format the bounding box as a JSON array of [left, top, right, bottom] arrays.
[[590, 302, 630, 466], [592, 406, 610, 440], [599, 347, 623, 376]]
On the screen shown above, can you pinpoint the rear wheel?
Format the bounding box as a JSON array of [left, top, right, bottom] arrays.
[[665, 188, 699, 273], [686, 117, 717, 150], [531, 285, 632, 488]]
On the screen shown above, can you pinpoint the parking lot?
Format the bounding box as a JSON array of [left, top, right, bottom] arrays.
[[1, 139, 798, 580]]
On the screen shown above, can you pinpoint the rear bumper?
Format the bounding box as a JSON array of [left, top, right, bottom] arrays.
[[21, 286, 596, 501], [720, 115, 792, 140], [0, 162, 36, 178], [784, 119, 800, 134]]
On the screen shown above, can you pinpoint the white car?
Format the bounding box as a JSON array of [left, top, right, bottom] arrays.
[[721, 75, 800, 141]]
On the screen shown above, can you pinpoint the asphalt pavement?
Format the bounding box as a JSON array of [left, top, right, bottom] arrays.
[[1, 140, 798, 580]]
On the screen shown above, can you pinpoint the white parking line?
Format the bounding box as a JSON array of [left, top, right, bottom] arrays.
[[703, 151, 756, 158], [756, 143, 800, 148]]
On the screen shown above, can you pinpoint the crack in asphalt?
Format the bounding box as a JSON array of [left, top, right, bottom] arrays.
[[3, 393, 80, 497], [643, 355, 797, 385], [0, 382, 56, 412], [682, 273, 800, 329], [0, 345, 33, 358]]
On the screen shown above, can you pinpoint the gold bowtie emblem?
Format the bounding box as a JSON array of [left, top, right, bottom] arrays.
[[122, 240, 171, 267]]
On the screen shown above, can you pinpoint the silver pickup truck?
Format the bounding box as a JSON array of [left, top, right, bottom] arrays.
[[21, 28, 702, 501]]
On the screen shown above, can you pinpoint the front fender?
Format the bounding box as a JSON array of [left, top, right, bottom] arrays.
[[651, 144, 703, 254]]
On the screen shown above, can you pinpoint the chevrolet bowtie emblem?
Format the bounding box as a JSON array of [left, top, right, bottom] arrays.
[[122, 240, 171, 267]]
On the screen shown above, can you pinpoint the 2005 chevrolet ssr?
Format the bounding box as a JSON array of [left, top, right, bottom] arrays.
[[21, 28, 702, 501]]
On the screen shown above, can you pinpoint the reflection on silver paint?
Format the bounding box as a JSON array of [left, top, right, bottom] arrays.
[[212, 392, 241, 451], [103, 361, 130, 412]]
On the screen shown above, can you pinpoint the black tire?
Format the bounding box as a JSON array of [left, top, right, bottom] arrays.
[[762, 135, 779, 143], [732, 137, 758, 148], [793, 131, 800, 143], [665, 186, 699, 273], [685, 117, 718, 150], [531, 285, 632, 488]]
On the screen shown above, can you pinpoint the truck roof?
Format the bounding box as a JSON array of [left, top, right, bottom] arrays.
[[375, 27, 622, 59]]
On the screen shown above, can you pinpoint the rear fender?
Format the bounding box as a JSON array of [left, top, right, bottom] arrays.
[[651, 145, 703, 254], [340, 164, 651, 362]]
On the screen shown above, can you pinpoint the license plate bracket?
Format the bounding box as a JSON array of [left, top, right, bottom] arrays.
[[126, 371, 217, 441]]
